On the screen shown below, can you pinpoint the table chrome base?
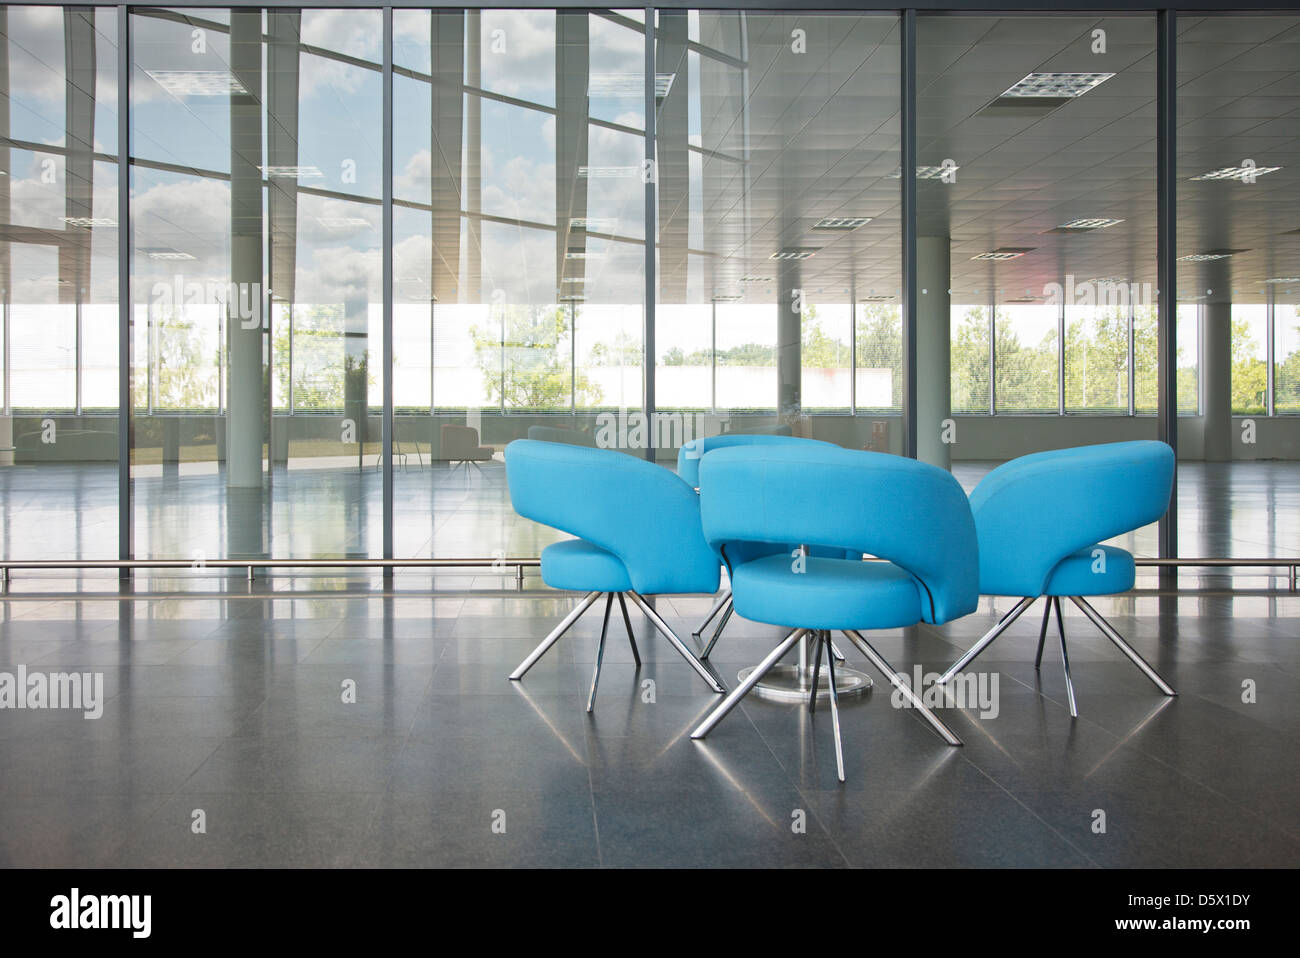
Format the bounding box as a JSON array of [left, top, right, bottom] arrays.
[[738, 663, 872, 703]]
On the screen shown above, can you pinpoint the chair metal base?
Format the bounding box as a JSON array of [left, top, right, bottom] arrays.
[[692, 627, 961, 783], [510, 590, 725, 710], [738, 629, 871, 702], [696, 589, 847, 664], [937, 595, 1177, 718]]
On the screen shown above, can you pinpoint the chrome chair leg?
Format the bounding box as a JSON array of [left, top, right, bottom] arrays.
[[808, 629, 825, 713], [700, 598, 734, 659], [691, 629, 807, 739], [1053, 597, 1078, 718], [937, 596, 1035, 685], [1034, 598, 1051, 668], [693, 589, 731, 638], [627, 592, 726, 693], [616, 592, 641, 666], [1071, 596, 1177, 696], [843, 629, 963, 746], [830, 638, 846, 662], [824, 632, 846, 782], [510, 591, 601, 681], [587, 595, 614, 713]]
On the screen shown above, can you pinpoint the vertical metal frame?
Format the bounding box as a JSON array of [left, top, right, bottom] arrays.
[[1156, 7, 1178, 565], [1266, 282, 1275, 417], [117, 3, 132, 573], [901, 8, 917, 457], [381, 5, 394, 567], [643, 5, 656, 460], [987, 286, 995, 414], [1057, 294, 1065, 414]]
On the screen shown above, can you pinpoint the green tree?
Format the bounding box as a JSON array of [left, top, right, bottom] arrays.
[[470, 304, 602, 410], [854, 303, 902, 409]]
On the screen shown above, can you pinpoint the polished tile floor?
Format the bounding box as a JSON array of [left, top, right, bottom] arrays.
[[0, 579, 1296, 868]]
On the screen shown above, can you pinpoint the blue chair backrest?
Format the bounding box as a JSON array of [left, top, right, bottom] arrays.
[[677, 434, 838, 488], [968, 440, 1175, 597], [699, 445, 979, 625], [505, 439, 720, 596]]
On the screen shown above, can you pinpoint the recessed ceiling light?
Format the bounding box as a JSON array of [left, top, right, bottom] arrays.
[[559, 294, 585, 302], [1086, 276, 1129, 285], [562, 276, 588, 284], [146, 69, 248, 97], [1000, 73, 1115, 98], [1265, 277, 1300, 284], [146, 249, 195, 261], [588, 73, 675, 98], [60, 216, 116, 228], [812, 217, 873, 231], [261, 165, 322, 179], [1048, 217, 1125, 232], [1178, 249, 1248, 262], [565, 248, 590, 260], [971, 247, 1035, 261], [578, 166, 639, 179], [739, 276, 772, 283], [859, 295, 894, 302], [769, 249, 818, 261], [1191, 165, 1282, 182], [889, 165, 962, 180], [712, 293, 742, 302]]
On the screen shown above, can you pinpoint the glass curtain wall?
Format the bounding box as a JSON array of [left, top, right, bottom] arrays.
[[654, 11, 901, 447], [1176, 15, 1300, 558], [3, 5, 1296, 567], [1, 6, 119, 561], [130, 7, 383, 561]]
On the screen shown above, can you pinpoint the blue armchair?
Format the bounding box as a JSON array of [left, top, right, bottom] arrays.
[[690, 445, 979, 781], [936, 440, 1177, 717], [504, 440, 725, 711], [678, 434, 841, 654]]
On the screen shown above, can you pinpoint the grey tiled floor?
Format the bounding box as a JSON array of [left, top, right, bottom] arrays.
[[1, 582, 1297, 868]]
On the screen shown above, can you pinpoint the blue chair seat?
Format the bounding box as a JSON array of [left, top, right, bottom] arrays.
[[1044, 545, 1134, 596], [731, 555, 923, 631], [541, 539, 632, 593]]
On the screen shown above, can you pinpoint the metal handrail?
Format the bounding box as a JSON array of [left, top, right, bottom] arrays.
[[0, 555, 1295, 591]]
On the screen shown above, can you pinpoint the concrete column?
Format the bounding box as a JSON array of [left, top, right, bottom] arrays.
[[1201, 262, 1232, 462], [776, 259, 801, 429], [916, 236, 951, 469], [226, 10, 265, 489]]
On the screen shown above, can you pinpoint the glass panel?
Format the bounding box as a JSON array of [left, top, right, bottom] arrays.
[[1, 5, 120, 561], [1065, 303, 1129, 413], [131, 7, 382, 562], [391, 9, 645, 561], [950, 303, 990, 414], [1231, 303, 1267, 415], [995, 304, 1058, 414], [1277, 293, 1300, 414], [657, 11, 901, 449]]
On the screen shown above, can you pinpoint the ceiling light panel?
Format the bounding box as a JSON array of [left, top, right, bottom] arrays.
[[146, 70, 248, 97], [812, 217, 872, 231], [1191, 165, 1282, 182], [1000, 73, 1115, 98]]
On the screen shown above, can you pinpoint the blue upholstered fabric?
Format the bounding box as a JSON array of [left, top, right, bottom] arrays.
[[731, 555, 923, 630], [505, 440, 720, 596], [1044, 544, 1135, 596], [969, 440, 1173, 598], [676, 434, 837, 489], [699, 446, 979, 626], [539, 539, 633, 593]]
